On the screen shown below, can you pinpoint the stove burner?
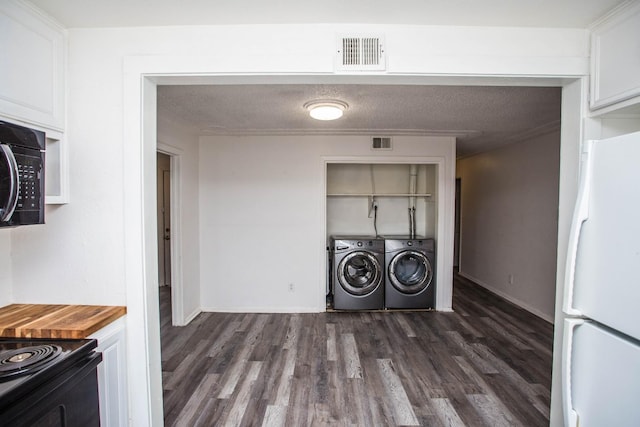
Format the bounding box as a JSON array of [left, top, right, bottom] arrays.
[[0, 345, 62, 380]]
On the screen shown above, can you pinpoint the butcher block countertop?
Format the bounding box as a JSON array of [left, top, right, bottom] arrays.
[[0, 304, 126, 339]]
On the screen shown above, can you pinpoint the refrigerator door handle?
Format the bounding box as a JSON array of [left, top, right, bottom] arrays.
[[563, 140, 594, 316], [562, 317, 584, 427]]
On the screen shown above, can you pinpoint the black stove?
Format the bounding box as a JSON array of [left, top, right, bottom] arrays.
[[0, 338, 102, 427]]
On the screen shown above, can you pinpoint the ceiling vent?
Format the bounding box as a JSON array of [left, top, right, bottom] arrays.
[[336, 35, 386, 71], [372, 137, 392, 150]]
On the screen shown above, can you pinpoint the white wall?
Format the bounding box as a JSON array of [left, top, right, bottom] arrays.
[[6, 22, 587, 307], [0, 234, 11, 306], [157, 116, 201, 323], [456, 130, 561, 321], [3, 15, 591, 426], [10, 171, 126, 304], [198, 135, 454, 312], [328, 197, 434, 236], [599, 117, 640, 138]]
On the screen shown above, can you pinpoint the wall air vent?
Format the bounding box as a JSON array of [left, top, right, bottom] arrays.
[[372, 137, 392, 150], [337, 35, 386, 71]]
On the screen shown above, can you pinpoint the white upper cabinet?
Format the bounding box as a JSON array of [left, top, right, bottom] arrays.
[[590, 1, 640, 111], [0, 0, 65, 130]]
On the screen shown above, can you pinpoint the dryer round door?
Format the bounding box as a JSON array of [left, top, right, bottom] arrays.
[[388, 250, 433, 294], [337, 251, 382, 296]]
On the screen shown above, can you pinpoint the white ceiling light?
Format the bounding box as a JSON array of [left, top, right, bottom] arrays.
[[304, 99, 348, 121]]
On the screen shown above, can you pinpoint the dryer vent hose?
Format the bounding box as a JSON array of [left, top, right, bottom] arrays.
[[408, 207, 416, 239], [374, 204, 379, 237], [409, 165, 418, 239]]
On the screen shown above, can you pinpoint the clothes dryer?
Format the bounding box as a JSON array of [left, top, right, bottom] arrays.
[[330, 236, 385, 310], [384, 236, 435, 309]]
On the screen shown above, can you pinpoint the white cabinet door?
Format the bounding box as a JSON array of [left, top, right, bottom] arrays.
[[590, 2, 640, 110], [563, 320, 640, 427], [0, 1, 65, 130], [90, 317, 129, 427]]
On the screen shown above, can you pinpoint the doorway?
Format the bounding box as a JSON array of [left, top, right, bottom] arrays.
[[454, 178, 461, 271], [157, 152, 172, 288], [125, 71, 584, 426], [156, 143, 187, 328]]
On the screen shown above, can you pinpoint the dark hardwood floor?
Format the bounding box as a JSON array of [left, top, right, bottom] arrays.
[[159, 274, 553, 426]]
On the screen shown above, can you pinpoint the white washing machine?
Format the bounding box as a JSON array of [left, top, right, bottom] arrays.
[[384, 236, 435, 309], [330, 236, 385, 310]]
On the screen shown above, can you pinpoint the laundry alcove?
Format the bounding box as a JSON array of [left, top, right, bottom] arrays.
[[326, 163, 438, 238]]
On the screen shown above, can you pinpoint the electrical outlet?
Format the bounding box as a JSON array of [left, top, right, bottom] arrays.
[[508, 274, 514, 285], [288, 283, 295, 292]]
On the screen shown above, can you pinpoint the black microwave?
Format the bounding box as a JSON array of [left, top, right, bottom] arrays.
[[0, 120, 45, 227]]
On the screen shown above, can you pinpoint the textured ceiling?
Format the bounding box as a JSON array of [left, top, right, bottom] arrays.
[[27, 0, 624, 28], [157, 84, 562, 158]]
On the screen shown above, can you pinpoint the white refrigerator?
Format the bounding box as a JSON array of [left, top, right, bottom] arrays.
[[562, 131, 640, 426]]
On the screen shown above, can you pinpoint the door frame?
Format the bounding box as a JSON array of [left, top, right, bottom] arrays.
[[162, 169, 171, 286], [454, 177, 461, 270], [123, 61, 586, 426], [157, 142, 185, 327]]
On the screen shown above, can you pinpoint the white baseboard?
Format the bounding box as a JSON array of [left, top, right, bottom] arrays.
[[457, 271, 554, 324], [200, 306, 323, 314], [182, 308, 201, 325]]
